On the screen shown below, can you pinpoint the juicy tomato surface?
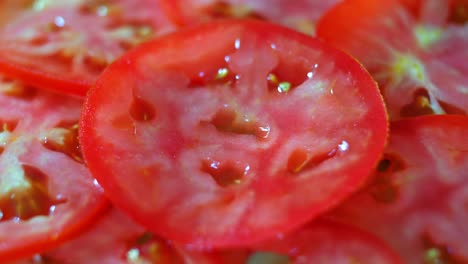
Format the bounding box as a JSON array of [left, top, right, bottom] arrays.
[[0, 0, 176, 96], [317, 0, 468, 120], [166, 0, 341, 35], [247, 220, 404, 264], [9, 208, 224, 264], [327, 115, 468, 263], [0, 75, 107, 262], [80, 19, 388, 248]]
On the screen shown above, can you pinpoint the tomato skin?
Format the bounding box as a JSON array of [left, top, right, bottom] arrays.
[[80, 19, 388, 249], [327, 115, 468, 263]]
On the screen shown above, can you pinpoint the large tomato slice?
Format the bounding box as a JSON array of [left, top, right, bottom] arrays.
[[166, 0, 341, 35], [10, 208, 221, 264], [317, 0, 468, 120], [0, 75, 107, 262], [0, 0, 176, 96], [80, 19, 388, 248], [248, 220, 403, 263], [327, 115, 468, 263]]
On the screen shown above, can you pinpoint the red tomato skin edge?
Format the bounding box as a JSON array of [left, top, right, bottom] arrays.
[[0, 198, 109, 262], [0, 56, 90, 97], [79, 19, 389, 248]]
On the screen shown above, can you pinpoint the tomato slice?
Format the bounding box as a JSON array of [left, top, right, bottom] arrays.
[[10, 208, 222, 264], [317, 0, 468, 120], [327, 115, 468, 263], [166, 0, 341, 35], [80, 19, 388, 248], [0, 0, 176, 96], [248, 220, 404, 263], [0, 75, 107, 262]]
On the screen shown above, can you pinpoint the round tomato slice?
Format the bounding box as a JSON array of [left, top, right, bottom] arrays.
[[10, 208, 220, 264], [80, 19, 388, 248], [165, 0, 341, 35], [0, 0, 176, 96], [317, 0, 468, 120], [0, 75, 107, 262], [248, 220, 403, 263], [328, 115, 468, 263]]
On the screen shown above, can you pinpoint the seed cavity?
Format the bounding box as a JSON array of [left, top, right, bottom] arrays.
[[246, 252, 290, 264], [267, 73, 293, 93], [0, 120, 18, 155], [125, 232, 183, 264], [41, 121, 83, 163], [449, 1, 468, 24], [202, 159, 248, 187], [129, 96, 156, 122], [204, 2, 266, 20], [370, 153, 406, 203], [400, 88, 437, 117], [0, 79, 37, 100], [208, 107, 270, 139], [0, 165, 66, 222], [422, 234, 460, 264], [287, 147, 338, 174]]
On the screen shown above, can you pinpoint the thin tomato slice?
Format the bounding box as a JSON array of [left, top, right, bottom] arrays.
[[10, 208, 221, 264], [327, 115, 468, 263], [317, 0, 468, 120], [0, 0, 176, 96], [80, 19, 388, 248], [248, 220, 404, 263], [0, 75, 107, 262], [166, 0, 341, 35]]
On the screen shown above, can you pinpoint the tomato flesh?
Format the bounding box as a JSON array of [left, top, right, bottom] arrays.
[[80, 20, 388, 248]]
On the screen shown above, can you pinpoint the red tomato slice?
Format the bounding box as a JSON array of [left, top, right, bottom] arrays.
[[0, 75, 107, 262], [10, 208, 221, 264], [80, 19, 388, 248], [0, 0, 176, 96], [166, 0, 341, 35], [317, 0, 468, 120], [249, 220, 404, 263], [327, 115, 468, 263]]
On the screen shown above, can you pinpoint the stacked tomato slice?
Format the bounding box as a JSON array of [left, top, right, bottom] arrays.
[[0, 0, 466, 263]]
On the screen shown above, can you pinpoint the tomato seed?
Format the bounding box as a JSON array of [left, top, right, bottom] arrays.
[[287, 148, 337, 174], [209, 107, 270, 139], [400, 88, 437, 117]]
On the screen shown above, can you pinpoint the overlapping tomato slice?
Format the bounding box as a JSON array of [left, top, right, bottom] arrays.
[[80, 19, 388, 248], [317, 0, 468, 120], [247, 220, 404, 263], [10, 208, 225, 264], [0, 75, 107, 262], [165, 0, 341, 35], [327, 115, 468, 263], [0, 0, 176, 96]]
